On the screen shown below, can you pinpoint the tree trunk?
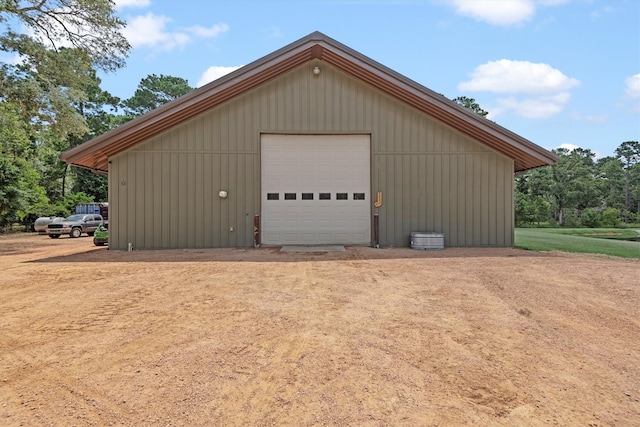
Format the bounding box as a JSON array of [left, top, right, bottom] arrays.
[[625, 172, 631, 211], [61, 163, 68, 199]]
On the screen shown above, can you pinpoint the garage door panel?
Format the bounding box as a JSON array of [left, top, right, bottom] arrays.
[[261, 134, 371, 245]]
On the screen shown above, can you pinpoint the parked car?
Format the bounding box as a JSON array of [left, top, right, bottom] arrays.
[[93, 222, 109, 246], [34, 216, 65, 234], [46, 214, 107, 239]]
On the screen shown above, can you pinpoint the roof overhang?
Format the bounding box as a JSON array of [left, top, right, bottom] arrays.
[[61, 31, 558, 173]]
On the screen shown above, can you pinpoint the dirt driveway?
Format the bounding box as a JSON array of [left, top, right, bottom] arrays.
[[1, 234, 639, 426]]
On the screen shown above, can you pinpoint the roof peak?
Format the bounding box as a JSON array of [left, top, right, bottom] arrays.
[[60, 31, 556, 173]]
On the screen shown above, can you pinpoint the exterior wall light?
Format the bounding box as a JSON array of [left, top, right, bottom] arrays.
[[218, 190, 228, 198], [313, 66, 321, 76]]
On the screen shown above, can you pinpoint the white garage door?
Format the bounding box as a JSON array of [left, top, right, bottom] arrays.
[[261, 134, 371, 245]]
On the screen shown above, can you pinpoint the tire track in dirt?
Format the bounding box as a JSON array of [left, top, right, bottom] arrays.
[[4, 364, 137, 425], [2, 235, 639, 425]]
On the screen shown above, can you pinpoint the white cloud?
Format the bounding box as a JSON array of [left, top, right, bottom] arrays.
[[458, 59, 579, 119], [569, 112, 611, 124], [448, 0, 570, 26], [123, 14, 229, 52], [459, 59, 579, 94], [623, 73, 640, 112], [123, 13, 189, 50], [114, 0, 151, 8], [537, 0, 571, 5], [188, 24, 229, 38], [197, 65, 243, 87], [449, 0, 535, 26], [489, 93, 571, 119], [624, 73, 640, 98]]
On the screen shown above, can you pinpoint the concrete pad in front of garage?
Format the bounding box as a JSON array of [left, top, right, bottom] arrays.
[[280, 245, 346, 252]]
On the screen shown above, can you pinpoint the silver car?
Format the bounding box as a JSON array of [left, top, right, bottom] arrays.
[[34, 216, 65, 234]]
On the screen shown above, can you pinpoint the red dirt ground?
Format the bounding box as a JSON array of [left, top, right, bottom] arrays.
[[1, 233, 639, 426]]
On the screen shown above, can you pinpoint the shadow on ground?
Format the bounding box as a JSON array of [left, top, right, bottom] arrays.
[[27, 245, 553, 264]]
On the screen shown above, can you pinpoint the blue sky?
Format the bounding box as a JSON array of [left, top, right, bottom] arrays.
[[97, 1, 640, 158]]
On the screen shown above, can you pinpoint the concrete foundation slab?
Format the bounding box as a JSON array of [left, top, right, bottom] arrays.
[[280, 245, 346, 253]]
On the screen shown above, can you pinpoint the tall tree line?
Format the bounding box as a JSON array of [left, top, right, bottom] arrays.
[[0, 0, 192, 229], [0, 5, 637, 230], [516, 141, 640, 227], [1, 0, 128, 227]]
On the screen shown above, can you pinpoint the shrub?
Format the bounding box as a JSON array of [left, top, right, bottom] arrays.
[[562, 209, 581, 227], [580, 208, 601, 228], [601, 208, 619, 227]]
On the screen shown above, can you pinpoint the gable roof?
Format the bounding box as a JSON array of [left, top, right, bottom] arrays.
[[61, 31, 557, 173]]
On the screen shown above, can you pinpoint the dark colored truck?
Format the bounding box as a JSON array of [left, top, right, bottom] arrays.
[[46, 214, 107, 239]]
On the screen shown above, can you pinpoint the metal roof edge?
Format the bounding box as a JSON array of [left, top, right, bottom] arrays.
[[61, 32, 328, 164], [61, 31, 558, 171], [308, 33, 558, 167]]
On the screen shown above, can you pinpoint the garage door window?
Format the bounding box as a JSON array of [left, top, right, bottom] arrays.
[[285, 193, 296, 200], [354, 193, 365, 200]]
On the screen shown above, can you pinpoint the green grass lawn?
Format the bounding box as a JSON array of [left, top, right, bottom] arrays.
[[515, 228, 640, 259]]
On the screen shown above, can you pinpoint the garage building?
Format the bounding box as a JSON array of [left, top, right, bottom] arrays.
[[61, 32, 557, 250]]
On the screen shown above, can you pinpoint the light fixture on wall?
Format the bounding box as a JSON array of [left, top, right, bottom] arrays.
[[218, 190, 228, 198], [312, 66, 320, 76]]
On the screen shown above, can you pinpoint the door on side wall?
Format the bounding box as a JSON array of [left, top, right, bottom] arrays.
[[261, 134, 371, 245]]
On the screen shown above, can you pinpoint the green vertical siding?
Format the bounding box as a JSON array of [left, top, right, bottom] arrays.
[[109, 61, 514, 249]]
